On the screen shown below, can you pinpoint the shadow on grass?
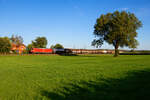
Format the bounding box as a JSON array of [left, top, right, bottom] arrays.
[[40, 69, 150, 100]]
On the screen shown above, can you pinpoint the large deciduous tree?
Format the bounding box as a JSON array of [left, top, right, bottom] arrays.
[[92, 11, 142, 57], [32, 37, 47, 48]]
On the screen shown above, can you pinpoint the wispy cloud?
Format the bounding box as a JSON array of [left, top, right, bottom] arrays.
[[112, 7, 129, 11], [121, 8, 129, 11]]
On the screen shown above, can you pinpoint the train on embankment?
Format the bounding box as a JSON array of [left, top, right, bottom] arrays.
[[28, 48, 150, 55]]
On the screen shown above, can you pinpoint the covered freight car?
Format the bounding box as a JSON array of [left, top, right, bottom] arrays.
[[53, 49, 72, 54]]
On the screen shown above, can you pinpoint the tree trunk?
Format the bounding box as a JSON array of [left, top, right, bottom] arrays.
[[114, 45, 119, 57]]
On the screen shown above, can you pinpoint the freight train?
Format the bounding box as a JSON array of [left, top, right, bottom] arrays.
[[30, 48, 117, 54]]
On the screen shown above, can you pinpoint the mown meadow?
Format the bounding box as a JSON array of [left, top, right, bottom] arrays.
[[0, 55, 150, 100]]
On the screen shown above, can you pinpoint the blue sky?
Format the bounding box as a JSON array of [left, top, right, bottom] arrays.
[[0, 0, 150, 50]]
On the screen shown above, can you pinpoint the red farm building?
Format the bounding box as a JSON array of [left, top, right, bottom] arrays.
[[11, 43, 26, 54]]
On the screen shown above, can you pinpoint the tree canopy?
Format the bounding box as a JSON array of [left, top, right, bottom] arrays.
[[51, 44, 64, 49], [26, 44, 33, 53], [0, 37, 11, 53], [10, 35, 23, 46], [92, 11, 142, 56], [32, 37, 47, 48]]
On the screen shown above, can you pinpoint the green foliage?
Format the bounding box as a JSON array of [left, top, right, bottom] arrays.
[[10, 35, 23, 45], [129, 39, 139, 50], [12, 50, 17, 54], [0, 37, 11, 53], [51, 43, 64, 49], [50, 45, 55, 49], [92, 11, 142, 56], [22, 50, 28, 54], [32, 37, 47, 48], [0, 55, 150, 99], [26, 44, 34, 53]]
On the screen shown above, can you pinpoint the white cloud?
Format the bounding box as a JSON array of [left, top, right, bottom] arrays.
[[121, 8, 129, 11], [112, 7, 129, 11]]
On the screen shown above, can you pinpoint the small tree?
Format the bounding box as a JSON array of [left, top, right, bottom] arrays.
[[52, 44, 64, 49], [92, 11, 142, 57], [50, 45, 55, 49], [10, 35, 23, 46], [26, 44, 34, 53], [0, 37, 11, 54], [32, 37, 47, 48]]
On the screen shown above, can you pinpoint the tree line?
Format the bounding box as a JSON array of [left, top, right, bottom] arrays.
[[0, 35, 64, 54]]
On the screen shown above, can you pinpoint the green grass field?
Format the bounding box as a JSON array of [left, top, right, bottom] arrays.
[[0, 55, 150, 100]]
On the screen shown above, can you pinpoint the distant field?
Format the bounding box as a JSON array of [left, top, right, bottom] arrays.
[[120, 50, 150, 55], [0, 55, 150, 100]]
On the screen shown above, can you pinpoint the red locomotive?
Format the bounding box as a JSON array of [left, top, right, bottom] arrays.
[[31, 48, 53, 54]]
